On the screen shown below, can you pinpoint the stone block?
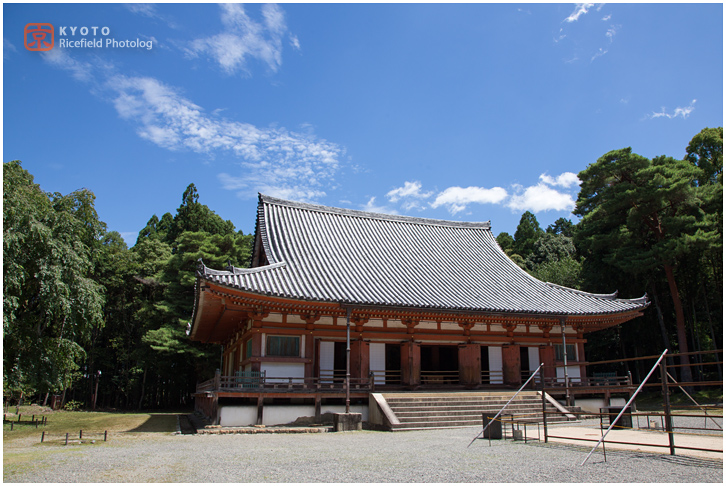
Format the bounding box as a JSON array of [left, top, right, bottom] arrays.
[[333, 413, 362, 432]]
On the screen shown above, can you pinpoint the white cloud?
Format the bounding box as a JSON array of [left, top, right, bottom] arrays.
[[361, 197, 398, 215], [648, 99, 697, 120], [431, 186, 508, 215], [602, 14, 612, 21], [185, 3, 292, 75], [564, 3, 595, 23], [386, 181, 433, 211], [507, 183, 576, 212], [539, 172, 580, 188], [386, 181, 433, 202]]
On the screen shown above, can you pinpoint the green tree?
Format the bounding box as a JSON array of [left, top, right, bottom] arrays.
[[574, 147, 720, 383], [685, 127, 723, 185], [3, 161, 105, 400], [513, 211, 543, 259], [546, 217, 575, 237], [495, 232, 514, 254]]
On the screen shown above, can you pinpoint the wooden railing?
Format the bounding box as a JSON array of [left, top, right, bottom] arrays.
[[197, 371, 373, 393], [542, 375, 631, 387], [481, 370, 504, 384], [370, 370, 401, 385], [421, 370, 459, 384]]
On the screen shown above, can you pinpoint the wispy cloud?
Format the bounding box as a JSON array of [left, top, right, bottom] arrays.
[[602, 14, 612, 21], [647, 99, 697, 120], [40, 48, 96, 82], [590, 47, 608, 62], [605, 25, 619, 42], [431, 186, 508, 215], [564, 3, 595, 23], [185, 3, 292, 75], [41, 37, 344, 205], [105, 74, 343, 200], [125, 4, 179, 29], [4, 38, 17, 60]]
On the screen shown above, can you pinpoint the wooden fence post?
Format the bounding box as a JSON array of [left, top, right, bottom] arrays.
[[41, 431, 45, 443], [65, 433, 68, 445]]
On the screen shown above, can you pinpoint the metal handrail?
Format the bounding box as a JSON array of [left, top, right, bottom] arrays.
[[467, 362, 544, 447]]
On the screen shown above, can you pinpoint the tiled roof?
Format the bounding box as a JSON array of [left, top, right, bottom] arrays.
[[198, 194, 648, 316]]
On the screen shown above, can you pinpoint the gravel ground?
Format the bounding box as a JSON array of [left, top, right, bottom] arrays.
[[4, 424, 722, 483]]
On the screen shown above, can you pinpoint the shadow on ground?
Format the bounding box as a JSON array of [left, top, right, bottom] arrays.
[[128, 413, 178, 433]]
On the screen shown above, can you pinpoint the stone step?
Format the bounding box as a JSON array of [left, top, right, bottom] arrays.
[[378, 392, 574, 431]]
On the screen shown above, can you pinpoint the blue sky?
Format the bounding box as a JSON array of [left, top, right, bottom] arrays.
[[3, 2, 723, 245]]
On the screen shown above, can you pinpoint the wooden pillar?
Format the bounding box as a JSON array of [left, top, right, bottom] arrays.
[[250, 332, 262, 373], [540, 345, 556, 380], [401, 342, 421, 387], [458, 344, 481, 387], [350, 340, 369, 380], [502, 344, 521, 386], [577, 341, 586, 381], [304, 333, 315, 380], [256, 395, 264, 425]]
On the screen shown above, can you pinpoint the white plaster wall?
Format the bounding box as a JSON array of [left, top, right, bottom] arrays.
[[219, 404, 369, 426], [488, 346, 503, 384], [556, 365, 582, 383], [263, 405, 316, 425], [574, 398, 609, 414], [261, 362, 305, 383], [319, 341, 334, 382], [528, 347, 540, 372], [369, 343, 386, 384], [220, 406, 257, 426]]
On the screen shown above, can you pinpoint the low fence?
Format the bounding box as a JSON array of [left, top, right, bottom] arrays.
[[40, 430, 109, 445], [3, 414, 49, 430]]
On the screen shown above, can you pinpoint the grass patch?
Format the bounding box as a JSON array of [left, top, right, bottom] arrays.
[[3, 406, 179, 444]]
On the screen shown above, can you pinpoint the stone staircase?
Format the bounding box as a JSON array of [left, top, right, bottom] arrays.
[[375, 391, 576, 431]]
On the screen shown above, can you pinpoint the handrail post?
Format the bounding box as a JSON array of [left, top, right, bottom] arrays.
[[214, 369, 221, 391], [468, 363, 544, 447], [541, 364, 548, 443], [660, 359, 675, 455], [581, 349, 669, 465]]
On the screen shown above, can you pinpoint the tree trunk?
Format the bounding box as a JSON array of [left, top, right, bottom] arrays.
[[137, 365, 147, 410], [663, 264, 693, 384], [651, 284, 676, 369]]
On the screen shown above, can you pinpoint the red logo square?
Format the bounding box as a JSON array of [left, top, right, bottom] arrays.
[[25, 23, 54, 51]]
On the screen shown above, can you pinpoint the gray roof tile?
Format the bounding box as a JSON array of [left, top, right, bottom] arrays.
[[199, 194, 648, 316]]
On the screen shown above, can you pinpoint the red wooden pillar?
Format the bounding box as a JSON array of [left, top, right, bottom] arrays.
[[250, 332, 262, 373], [502, 344, 521, 386], [350, 340, 370, 379], [539, 345, 556, 381], [577, 341, 586, 382], [458, 344, 481, 386], [401, 342, 421, 386], [304, 333, 315, 379]]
